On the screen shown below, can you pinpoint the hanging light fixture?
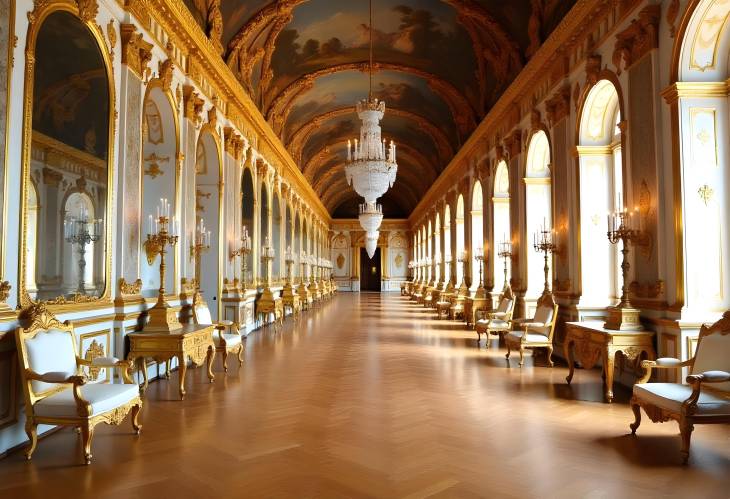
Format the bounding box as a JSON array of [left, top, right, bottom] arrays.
[[365, 231, 379, 259], [344, 0, 397, 220]]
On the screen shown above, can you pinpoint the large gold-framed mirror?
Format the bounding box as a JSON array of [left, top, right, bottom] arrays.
[[20, 5, 114, 306], [0, 0, 15, 291]]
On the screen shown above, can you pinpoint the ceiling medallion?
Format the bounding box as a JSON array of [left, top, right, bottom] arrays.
[[342, 0, 398, 257]]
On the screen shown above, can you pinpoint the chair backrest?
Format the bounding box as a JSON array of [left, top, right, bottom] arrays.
[[15, 304, 79, 405], [691, 312, 730, 392], [497, 297, 513, 314], [531, 293, 558, 339], [193, 298, 214, 326]]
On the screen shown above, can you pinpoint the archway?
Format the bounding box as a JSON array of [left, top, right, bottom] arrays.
[[141, 84, 178, 298], [456, 194, 465, 287], [524, 130, 552, 306], [195, 129, 221, 316], [493, 161, 510, 292], [444, 204, 452, 286], [241, 167, 255, 285], [434, 212, 441, 285], [260, 184, 270, 284], [272, 191, 282, 281], [578, 80, 622, 306], [471, 181, 484, 292]]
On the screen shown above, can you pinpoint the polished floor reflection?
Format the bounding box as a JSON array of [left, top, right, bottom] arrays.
[[1, 294, 729, 498]]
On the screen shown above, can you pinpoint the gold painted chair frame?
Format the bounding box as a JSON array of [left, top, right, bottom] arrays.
[[16, 304, 142, 464], [630, 312, 730, 464], [475, 286, 515, 347], [505, 294, 559, 367], [192, 296, 244, 372]]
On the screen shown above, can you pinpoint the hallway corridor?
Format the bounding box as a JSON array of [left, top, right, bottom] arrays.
[[1, 294, 729, 498]]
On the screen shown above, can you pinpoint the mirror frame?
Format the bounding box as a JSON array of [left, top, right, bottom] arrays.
[[18, 1, 115, 309], [0, 0, 15, 296]]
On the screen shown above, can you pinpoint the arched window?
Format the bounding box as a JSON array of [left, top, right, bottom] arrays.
[[471, 181, 484, 292], [673, 0, 730, 315], [272, 192, 282, 280], [444, 204, 452, 284], [294, 212, 301, 278], [524, 131, 552, 309], [578, 80, 622, 306], [427, 220, 433, 283], [456, 194, 465, 287], [241, 168, 255, 284], [493, 161, 510, 292], [434, 212, 441, 284], [195, 130, 220, 314]]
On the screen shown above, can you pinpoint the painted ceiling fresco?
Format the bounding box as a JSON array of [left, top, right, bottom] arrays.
[[185, 0, 576, 217]]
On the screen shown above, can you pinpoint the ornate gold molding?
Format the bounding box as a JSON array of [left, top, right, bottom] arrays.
[[119, 278, 143, 295], [120, 23, 152, 79], [182, 85, 204, 125], [613, 5, 660, 75]]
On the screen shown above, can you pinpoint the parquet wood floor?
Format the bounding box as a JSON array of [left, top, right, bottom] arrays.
[[1, 293, 729, 498]]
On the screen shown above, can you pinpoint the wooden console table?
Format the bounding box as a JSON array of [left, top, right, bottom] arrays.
[[128, 324, 215, 400], [564, 321, 655, 403]]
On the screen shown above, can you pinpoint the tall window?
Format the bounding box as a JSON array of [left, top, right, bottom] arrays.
[[578, 80, 622, 306], [427, 221, 433, 283], [493, 161, 510, 292], [434, 213, 441, 284], [444, 204, 452, 284], [525, 131, 552, 306], [471, 182, 484, 291], [456, 194, 465, 286]]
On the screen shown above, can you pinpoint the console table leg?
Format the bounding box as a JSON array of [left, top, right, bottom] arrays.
[[178, 354, 187, 400], [565, 340, 576, 384]]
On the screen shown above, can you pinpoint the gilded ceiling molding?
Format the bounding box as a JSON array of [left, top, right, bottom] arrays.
[[158, 58, 174, 92], [286, 107, 454, 165], [183, 85, 205, 125], [239, 47, 264, 96], [265, 62, 477, 134], [259, 11, 294, 108], [225, 1, 301, 63], [545, 86, 571, 126], [458, 15, 488, 113], [120, 23, 153, 79], [585, 54, 602, 86], [612, 5, 660, 75]]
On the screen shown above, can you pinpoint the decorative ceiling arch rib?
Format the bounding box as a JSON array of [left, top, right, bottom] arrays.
[[287, 107, 454, 165], [265, 62, 477, 136]]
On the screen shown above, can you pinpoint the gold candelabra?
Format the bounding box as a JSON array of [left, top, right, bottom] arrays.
[[498, 240, 512, 293], [144, 199, 180, 332], [456, 250, 468, 295], [533, 225, 557, 298], [230, 225, 252, 293], [474, 246, 486, 298], [190, 217, 211, 301], [605, 208, 645, 331]]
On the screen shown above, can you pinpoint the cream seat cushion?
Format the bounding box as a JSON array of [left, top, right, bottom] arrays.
[[212, 331, 242, 346], [34, 383, 140, 418], [506, 331, 551, 344], [633, 383, 730, 416], [476, 319, 509, 330]]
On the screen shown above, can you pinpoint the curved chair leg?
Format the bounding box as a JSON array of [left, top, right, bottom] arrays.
[[131, 403, 143, 435], [237, 345, 244, 366], [24, 421, 38, 461], [629, 401, 642, 434], [81, 424, 95, 465], [476, 331, 481, 345], [505, 342, 511, 359], [222, 349, 229, 372], [518, 346, 525, 367], [679, 420, 694, 465], [546, 346, 554, 367]]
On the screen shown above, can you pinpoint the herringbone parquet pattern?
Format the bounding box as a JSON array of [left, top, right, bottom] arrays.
[[1, 294, 729, 498]]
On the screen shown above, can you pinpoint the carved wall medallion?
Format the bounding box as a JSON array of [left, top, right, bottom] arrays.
[[336, 253, 345, 270], [106, 19, 117, 62], [144, 153, 169, 178], [84, 339, 105, 381], [119, 278, 142, 295], [698, 184, 714, 206], [395, 254, 404, 268]]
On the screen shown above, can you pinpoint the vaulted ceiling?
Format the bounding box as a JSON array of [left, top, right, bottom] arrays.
[[184, 0, 576, 218]]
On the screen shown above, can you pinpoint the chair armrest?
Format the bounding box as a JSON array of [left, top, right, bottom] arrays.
[[637, 358, 693, 383], [522, 322, 545, 330], [25, 369, 86, 385], [683, 371, 730, 414], [219, 320, 233, 327], [214, 324, 226, 331], [77, 357, 135, 384]]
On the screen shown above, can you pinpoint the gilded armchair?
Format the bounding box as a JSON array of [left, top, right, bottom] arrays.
[[630, 312, 730, 464], [16, 304, 142, 464], [192, 297, 244, 372], [475, 287, 514, 347], [505, 294, 558, 367]]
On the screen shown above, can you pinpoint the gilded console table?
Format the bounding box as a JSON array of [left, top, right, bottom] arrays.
[[256, 296, 284, 328], [128, 324, 216, 400], [564, 321, 655, 403], [464, 296, 491, 327], [282, 293, 301, 319]]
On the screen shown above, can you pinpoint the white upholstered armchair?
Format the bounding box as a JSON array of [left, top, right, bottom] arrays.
[[16, 304, 142, 464], [505, 294, 558, 367], [630, 311, 730, 464], [474, 287, 514, 347], [192, 297, 243, 371]]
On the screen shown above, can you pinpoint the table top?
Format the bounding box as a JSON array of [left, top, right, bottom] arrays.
[[128, 324, 214, 339], [565, 321, 654, 337]]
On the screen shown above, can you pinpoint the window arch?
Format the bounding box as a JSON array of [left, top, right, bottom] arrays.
[[456, 194, 465, 287], [444, 204, 452, 285], [195, 130, 221, 315], [241, 168, 255, 284], [524, 131, 552, 307], [577, 79, 622, 306], [471, 181, 484, 292], [434, 212, 441, 284], [272, 191, 282, 280], [493, 161, 510, 292]]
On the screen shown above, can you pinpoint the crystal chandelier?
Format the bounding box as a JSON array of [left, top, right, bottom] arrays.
[[343, 0, 397, 237]]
